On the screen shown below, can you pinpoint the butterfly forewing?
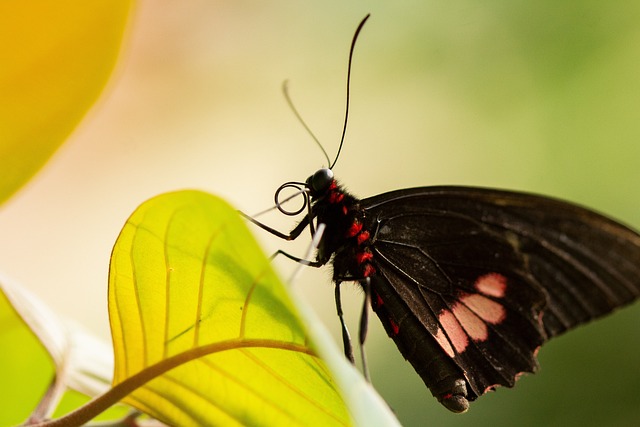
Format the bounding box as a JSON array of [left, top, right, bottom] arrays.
[[360, 186, 640, 406]]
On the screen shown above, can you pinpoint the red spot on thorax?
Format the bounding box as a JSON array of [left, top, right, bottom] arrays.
[[357, 230, 370, 244], [346, 221, 363, 237], [328, 181, 338, 190], [356, 251, 373, 264], [363, 264, 376, 277], [328, 192, 345, 204]]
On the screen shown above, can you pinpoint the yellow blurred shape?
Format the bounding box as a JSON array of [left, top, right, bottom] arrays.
[[0, 0, 133, 205]]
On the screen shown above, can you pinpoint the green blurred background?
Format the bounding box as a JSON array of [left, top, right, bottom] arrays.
[[0, 1, 638, 425]]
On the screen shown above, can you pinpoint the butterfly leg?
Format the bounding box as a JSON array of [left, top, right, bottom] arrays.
[[270, 249, 323, 267], [239, 210, 311, 241], [334, 278, 373, 381], [334, 281, 355, 363], [358, 277, 371, 382]]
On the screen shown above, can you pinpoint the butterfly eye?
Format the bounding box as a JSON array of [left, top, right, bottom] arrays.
[[307, 168, 334, 194]]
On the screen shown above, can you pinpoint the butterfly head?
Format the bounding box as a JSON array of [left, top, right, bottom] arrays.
[[306, 168, 334, 197], [272, 167, 336, 217]]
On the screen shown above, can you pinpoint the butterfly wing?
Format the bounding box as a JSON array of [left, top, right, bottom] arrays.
[[361, 186, 640, 409]]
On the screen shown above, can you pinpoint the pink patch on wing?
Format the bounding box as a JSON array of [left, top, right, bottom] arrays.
[[484, 384, 499, 394], [435, 328, 456, 358], [451, 302, 488, 342], [475, 273, 507, 298], [438, 309, 468, 354], [461, 293, 506, 325]]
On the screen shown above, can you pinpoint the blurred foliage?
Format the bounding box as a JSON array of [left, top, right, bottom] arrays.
[[0, 0, 132, 205], [0, 288, 53, 426]]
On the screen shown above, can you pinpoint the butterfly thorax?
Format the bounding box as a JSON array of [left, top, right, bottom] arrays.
[[310, 179, 377, 281]]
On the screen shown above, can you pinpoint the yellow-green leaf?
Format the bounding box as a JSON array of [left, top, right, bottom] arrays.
[[0, 279, 54, 426], [108, 191, 351, 426], [0, 275, 121, 425], [0, 0, 133, 205]]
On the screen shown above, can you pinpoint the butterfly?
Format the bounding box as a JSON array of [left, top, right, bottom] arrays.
[[245, 14, 640, 413]]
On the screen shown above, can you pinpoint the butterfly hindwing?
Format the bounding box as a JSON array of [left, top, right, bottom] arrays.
[[365, 197, 549, 400], [361, 186, 640, 403]]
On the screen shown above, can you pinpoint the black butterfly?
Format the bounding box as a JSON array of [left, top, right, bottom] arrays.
[[245, 15, 640, 413]]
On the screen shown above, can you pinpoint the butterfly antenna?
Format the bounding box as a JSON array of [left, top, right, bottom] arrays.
[[282, 80, 331, 167], [329, 14, 370, 170]]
